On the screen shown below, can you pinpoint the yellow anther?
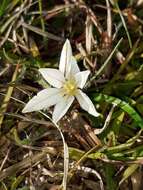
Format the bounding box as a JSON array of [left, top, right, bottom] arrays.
[[63, 79, 77, 96]]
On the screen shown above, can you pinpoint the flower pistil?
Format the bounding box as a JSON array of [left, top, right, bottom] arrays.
[[63, 78, 77, 96]]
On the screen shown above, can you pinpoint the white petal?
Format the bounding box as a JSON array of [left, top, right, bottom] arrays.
[[75, 90, 100, 117], [70, 56, 80, 75], [75, 70, 90, 89], [39, 68, 65, 88], [22, 88, 63, 113], [52, 96, 74, 123], [59, 39, 72, 78]]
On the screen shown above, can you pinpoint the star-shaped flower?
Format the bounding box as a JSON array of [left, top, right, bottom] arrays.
[[22, 39, 100, 123]]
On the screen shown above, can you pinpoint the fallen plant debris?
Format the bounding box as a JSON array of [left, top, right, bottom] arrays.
[[0, 0, 143, 190]]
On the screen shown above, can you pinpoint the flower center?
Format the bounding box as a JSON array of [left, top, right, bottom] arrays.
[[63, 79, 77, 96]]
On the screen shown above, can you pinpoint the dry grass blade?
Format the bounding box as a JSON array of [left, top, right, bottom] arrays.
[[0, 148, 57, 181], [0, 12, 20, 34], [85, 38, 123, 87], [111, 39, 140, 82], [40, 112, 69, 190], [106, 0, 112, 38], [2, 112, 52, 127], [0, 64, 19, 128], [0, 0, 36, 34], [21, 22, 64, 41], [85, 16, 93, 54], [78, 1, 103, 34], [0, 148, 11, 171], [115, 2, 132, 48], [0, 23, 14, 48], [76, 42, 93, 68], [94, 105, 115, 135], [77, 166, 104, 190]]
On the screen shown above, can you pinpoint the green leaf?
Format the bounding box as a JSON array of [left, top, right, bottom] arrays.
[[105, 164, 117, 190], [10, 176, 24, 190], [93, 93, 143, 129], [119, 164, 139, 185]]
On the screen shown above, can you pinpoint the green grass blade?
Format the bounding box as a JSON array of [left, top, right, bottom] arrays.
[[0, 0, 10, 17], [93, 93, 143, 128], [114, 2, 132, 48]]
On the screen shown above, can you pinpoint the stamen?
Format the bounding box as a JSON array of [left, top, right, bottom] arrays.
[[63, 79, 77, 96]]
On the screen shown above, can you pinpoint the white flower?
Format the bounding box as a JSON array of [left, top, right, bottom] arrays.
[[22, 39, 100, 123]]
